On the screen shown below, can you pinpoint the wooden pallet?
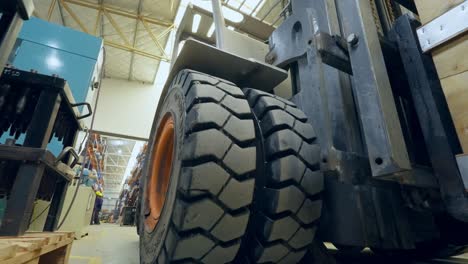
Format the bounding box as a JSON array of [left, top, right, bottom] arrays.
[[0, 232, 74, 264]]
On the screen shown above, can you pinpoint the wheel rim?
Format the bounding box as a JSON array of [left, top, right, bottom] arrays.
[[145, 113, 175, 231]]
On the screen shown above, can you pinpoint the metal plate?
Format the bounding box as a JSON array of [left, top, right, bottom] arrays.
[[337, 0, 411, 177], [166, 38, 288, 92], [417, 1, 468, 52], [456, 154, 468, 190]]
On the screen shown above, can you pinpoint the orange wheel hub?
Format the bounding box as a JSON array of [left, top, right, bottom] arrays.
[[145, 114, 175, 231]]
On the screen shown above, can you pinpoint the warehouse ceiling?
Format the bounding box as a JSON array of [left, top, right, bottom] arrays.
[[32, 0, 178, 83], [31, 0, 284, 84]]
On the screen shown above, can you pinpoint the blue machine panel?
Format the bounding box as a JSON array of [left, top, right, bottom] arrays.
[[18, 17, 102, 59], [12, 17, 102, 104], [14, 41, 97, 104], [2, 18, 103, 156]]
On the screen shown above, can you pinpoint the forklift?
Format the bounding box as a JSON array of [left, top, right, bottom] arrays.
[[137, 0, 468, 262]]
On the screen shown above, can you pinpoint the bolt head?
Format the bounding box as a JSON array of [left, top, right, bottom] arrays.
[[265, 52, 276, 64], [347, 33, 359, 46]]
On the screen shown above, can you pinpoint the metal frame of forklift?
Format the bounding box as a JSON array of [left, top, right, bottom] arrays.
[[168, 0, 468, 253], [267, 0, 468, 250]]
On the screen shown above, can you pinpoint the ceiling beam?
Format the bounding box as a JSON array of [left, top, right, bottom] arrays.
[[99, 0, 104, 37], [93, 10, 101, 35], [103, 9, 131, 46], [57, 1, 66, 25], [62, 0, 172, 27], [58, 0, 172, 62], [141, 19, 168, 59], [47, 0, 57, 20], [128, 0, 143, 81], [105, 40, 169, 61], [59, 0, 169, 61], [61, 0, 89, 32]]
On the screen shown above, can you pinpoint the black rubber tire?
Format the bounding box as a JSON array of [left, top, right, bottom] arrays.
[[243, 88, 324, 263], [139, 69, 257, 264]]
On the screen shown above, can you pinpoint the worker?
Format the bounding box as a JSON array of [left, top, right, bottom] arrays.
[[91, 190, 104, 225]]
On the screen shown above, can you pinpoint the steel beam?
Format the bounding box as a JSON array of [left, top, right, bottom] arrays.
[[128, 0, 143, 81], [336, 0, 410, 177], [105, 40, 169, 61], [93, 10, 101, 35], [157, 25, 175, 40], [47, 0, 57, 21], [103, 9, 131, 46], [141, 19, 168, 58], [58, 0, 172, 62], [61, 0, 89, 33], [57, 1, 66, 25], [62, 0, 172, 27]]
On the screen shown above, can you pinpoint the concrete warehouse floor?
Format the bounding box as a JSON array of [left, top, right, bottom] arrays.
[[69, 224, 468, 264], [69, 224, 139, 264]]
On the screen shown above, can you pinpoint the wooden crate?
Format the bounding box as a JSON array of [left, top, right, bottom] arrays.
[[0, 232, 74, 264], [414, 0, 468, 153]]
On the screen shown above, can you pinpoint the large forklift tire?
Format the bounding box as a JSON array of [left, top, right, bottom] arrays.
[[243, 89, 324, 263], [139, 70, 257, 264]]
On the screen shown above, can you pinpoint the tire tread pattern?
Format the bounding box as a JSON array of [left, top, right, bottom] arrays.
[[244, 88, 324, 263], [154, 70, 256, 264]]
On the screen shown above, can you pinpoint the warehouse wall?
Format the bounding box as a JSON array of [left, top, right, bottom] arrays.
[[93, 78, 162, 139]]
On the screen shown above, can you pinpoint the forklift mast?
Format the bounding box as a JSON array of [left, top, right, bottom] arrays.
[[267, 0, 468, 249]]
